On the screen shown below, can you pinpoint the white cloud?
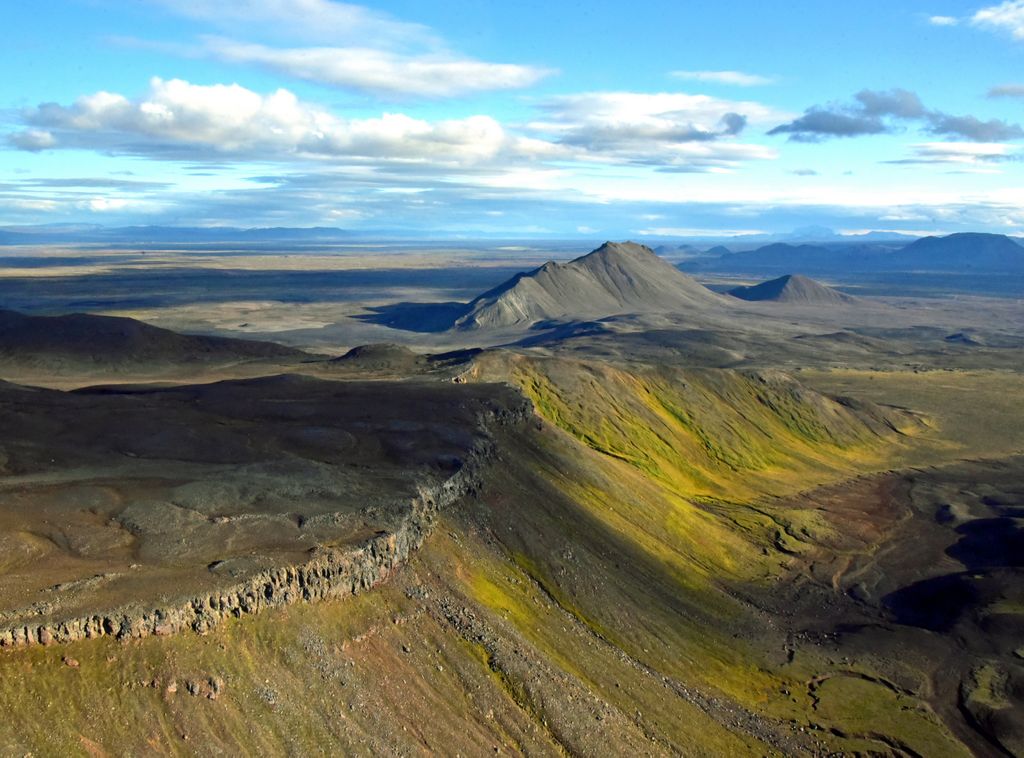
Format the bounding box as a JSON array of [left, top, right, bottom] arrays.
[[670, 70, 776, 86], [205, 38, 552, 97], [879, 211, 932, 221], [840, 227, 948, 236], [928, 15, 959, 26], [9, 198, 58, 212], [539, 92, 784, 129], [80, 198, 132, 212], [150, 0, 432, 47], [145, 2, 551, 99], [11, 78, 530, 166], [562, 171, 1024, 211], [325, 207, 365, 220], [636, 227, 768, 237], [531, 91, 783, 169], [972, 0, 1024, 38], [471, 167, 571, 192], [901, 141, 1020, 164], [11, 81, 781, 175]]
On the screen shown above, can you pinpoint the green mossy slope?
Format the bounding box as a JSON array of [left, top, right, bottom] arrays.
[[0, 359, 971, 756]]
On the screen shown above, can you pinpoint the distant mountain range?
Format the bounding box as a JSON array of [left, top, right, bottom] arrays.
[[0, 222, 985, 250], [685, 232, 1024, 276]]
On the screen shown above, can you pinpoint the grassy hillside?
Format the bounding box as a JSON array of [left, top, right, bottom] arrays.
[[0, 358, 983, 755]]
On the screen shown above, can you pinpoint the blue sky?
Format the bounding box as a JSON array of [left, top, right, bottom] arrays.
[[3, 0, 1024, 237]]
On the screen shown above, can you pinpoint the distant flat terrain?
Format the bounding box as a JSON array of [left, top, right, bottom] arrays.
[[0, 242, 1021, 360]]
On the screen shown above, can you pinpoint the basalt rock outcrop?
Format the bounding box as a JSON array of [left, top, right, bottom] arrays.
[[0, 377, 532, 648], [0, 452, 471, 647]]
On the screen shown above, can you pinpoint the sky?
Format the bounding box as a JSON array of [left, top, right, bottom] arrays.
[[2, 0, 1024, 237]]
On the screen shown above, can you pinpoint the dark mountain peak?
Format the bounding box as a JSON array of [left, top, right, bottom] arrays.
[[728, 273, 857, 305], [580, 240, 661, 261], [453, 241, 722, 330]]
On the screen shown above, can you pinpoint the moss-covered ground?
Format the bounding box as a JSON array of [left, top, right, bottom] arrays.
[[1, 358, 1019, 754]]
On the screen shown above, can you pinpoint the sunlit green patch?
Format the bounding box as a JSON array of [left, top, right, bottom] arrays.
[[811, 675, 971, 757]]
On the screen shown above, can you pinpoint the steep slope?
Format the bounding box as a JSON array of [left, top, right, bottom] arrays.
[[453, 241, 723, 330], [0, 309, 304, 372], [728, 274, 858, 305], [0, 355, 979, 756], [482, 355, 923, 503]]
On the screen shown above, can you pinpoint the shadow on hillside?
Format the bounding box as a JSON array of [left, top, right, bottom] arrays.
[[354, 301, 468, 333]]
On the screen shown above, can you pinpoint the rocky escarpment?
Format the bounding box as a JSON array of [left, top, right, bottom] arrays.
[[0, 398, 531, 649]]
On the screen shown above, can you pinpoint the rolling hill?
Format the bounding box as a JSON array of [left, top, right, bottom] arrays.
[[0, 309, 304, 371]]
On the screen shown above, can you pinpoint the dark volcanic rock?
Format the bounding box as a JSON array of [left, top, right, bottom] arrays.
[[0, 375, 533, 648], [332, 343, 425, 372]]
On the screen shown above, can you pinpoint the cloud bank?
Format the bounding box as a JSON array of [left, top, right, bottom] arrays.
[[769, 88, 1023, 142], [11, 78, 535, 165], [10, 80, 782, 175]]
